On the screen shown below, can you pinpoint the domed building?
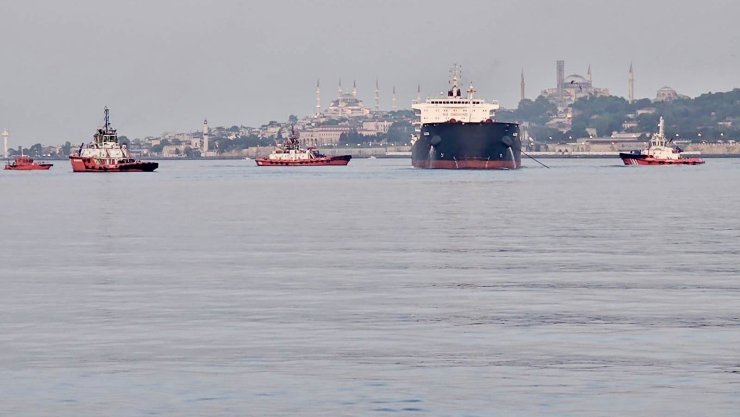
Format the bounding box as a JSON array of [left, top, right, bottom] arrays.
[[541, 61, 610, 108], [655, 86, 680, 102], [325, 81, 371, 119]]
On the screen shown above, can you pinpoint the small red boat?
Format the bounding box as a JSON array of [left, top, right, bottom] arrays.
[[4, 155, 53, 170], [255, 128, 351, 167], [69, 107, 158, 173], [620, 117, 704, 166]]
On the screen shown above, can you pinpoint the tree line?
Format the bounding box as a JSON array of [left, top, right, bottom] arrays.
[[497, 89, 740, 142]]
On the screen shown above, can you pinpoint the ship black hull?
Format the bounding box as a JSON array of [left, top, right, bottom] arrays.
[[411, 121, 521, 169]]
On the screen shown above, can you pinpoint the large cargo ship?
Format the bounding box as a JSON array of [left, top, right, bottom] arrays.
[[411, 65, 521, 169], [69, 107, 158, 172]]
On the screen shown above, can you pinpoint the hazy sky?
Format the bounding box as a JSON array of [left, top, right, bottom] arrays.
[[1, 0, 738, 145]]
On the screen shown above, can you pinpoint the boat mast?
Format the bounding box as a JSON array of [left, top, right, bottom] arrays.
[[651, 116, 666, 148], [104, 106, 111, 131]]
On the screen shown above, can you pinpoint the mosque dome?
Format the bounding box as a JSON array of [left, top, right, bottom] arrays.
[[326, 92, 370, 118], [330, 93, 364, 107], [655, 86, 679, 102], [564, 74, 590, 85]]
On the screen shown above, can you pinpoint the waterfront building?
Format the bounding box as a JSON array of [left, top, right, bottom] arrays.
[[361, 120, 392, 135], [299, 126, 351, 146]]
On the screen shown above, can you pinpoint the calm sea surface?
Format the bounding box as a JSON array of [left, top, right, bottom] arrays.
[[1, 158, 739, 416]]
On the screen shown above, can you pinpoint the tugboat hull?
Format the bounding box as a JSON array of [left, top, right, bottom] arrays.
[[4, 163, 53, 171], [255, 155, 351, 166], [70, 156, 158, 172], [619, 153, 705, 165], [4, 156, 53, 170], [412, 122, 521, 169]]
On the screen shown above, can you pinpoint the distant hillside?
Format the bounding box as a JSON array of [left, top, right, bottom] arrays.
[[498, 89, 740, 142]]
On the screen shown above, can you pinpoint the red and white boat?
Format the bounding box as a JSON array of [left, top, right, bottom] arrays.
[[69, 107, 158, 173], [4, 155, 53, 171], [620, 117, 704, 166], [255, 131, 352, 167], [255, 128, 351, 167]]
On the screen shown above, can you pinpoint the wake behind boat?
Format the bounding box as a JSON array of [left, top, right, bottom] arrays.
[[620, 117, 704, 166], [255, 128, 351, 166], [69, 107, 158, 173]]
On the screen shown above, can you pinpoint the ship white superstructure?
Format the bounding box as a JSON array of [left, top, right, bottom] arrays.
[[411, 65, 499, 141]]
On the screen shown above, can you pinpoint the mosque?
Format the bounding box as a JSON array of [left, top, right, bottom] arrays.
[[539, 60, 610, 108], [654, 86, 688, 102], [312, 78, 400, 120], [324, 80, 371, 118]]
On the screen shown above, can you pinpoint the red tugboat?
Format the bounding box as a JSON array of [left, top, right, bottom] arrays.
[[620, 117, 704, 166], [69, 107, 158, 172], [4, 155, 53, 170], [255, 128, 351, 166]]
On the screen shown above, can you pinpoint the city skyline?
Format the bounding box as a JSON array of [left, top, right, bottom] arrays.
[[1, 0, 739, 145]]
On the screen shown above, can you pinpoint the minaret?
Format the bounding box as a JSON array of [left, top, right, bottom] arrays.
[[520, 68, 526, 102], [202, 119, 209, 155], [556, 60, 565, 104], [587, 64, 592, 83], [2, 128, 8, 160], [374, 78, 380, 112], [338, 78, 343, 96], [628, 62, 635, 103], [315, 79, 321, 116], [352, 80, 357, 98], [414, 84, 421, 104], [391, 86, 397, 111]]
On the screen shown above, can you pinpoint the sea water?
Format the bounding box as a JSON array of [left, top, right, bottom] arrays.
[[1, 158, 739, 416]]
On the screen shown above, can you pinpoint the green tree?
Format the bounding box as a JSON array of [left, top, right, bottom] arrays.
[[499, 96, 557, 125], [29, 143, 43, 157], [339, 129, 365, 146], [61, 141, 72, 156], [386, 121, 414, 144], [184, 146, 199, 158]]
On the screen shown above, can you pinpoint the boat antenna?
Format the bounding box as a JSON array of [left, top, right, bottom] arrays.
[[104, 106, 110, 130]]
